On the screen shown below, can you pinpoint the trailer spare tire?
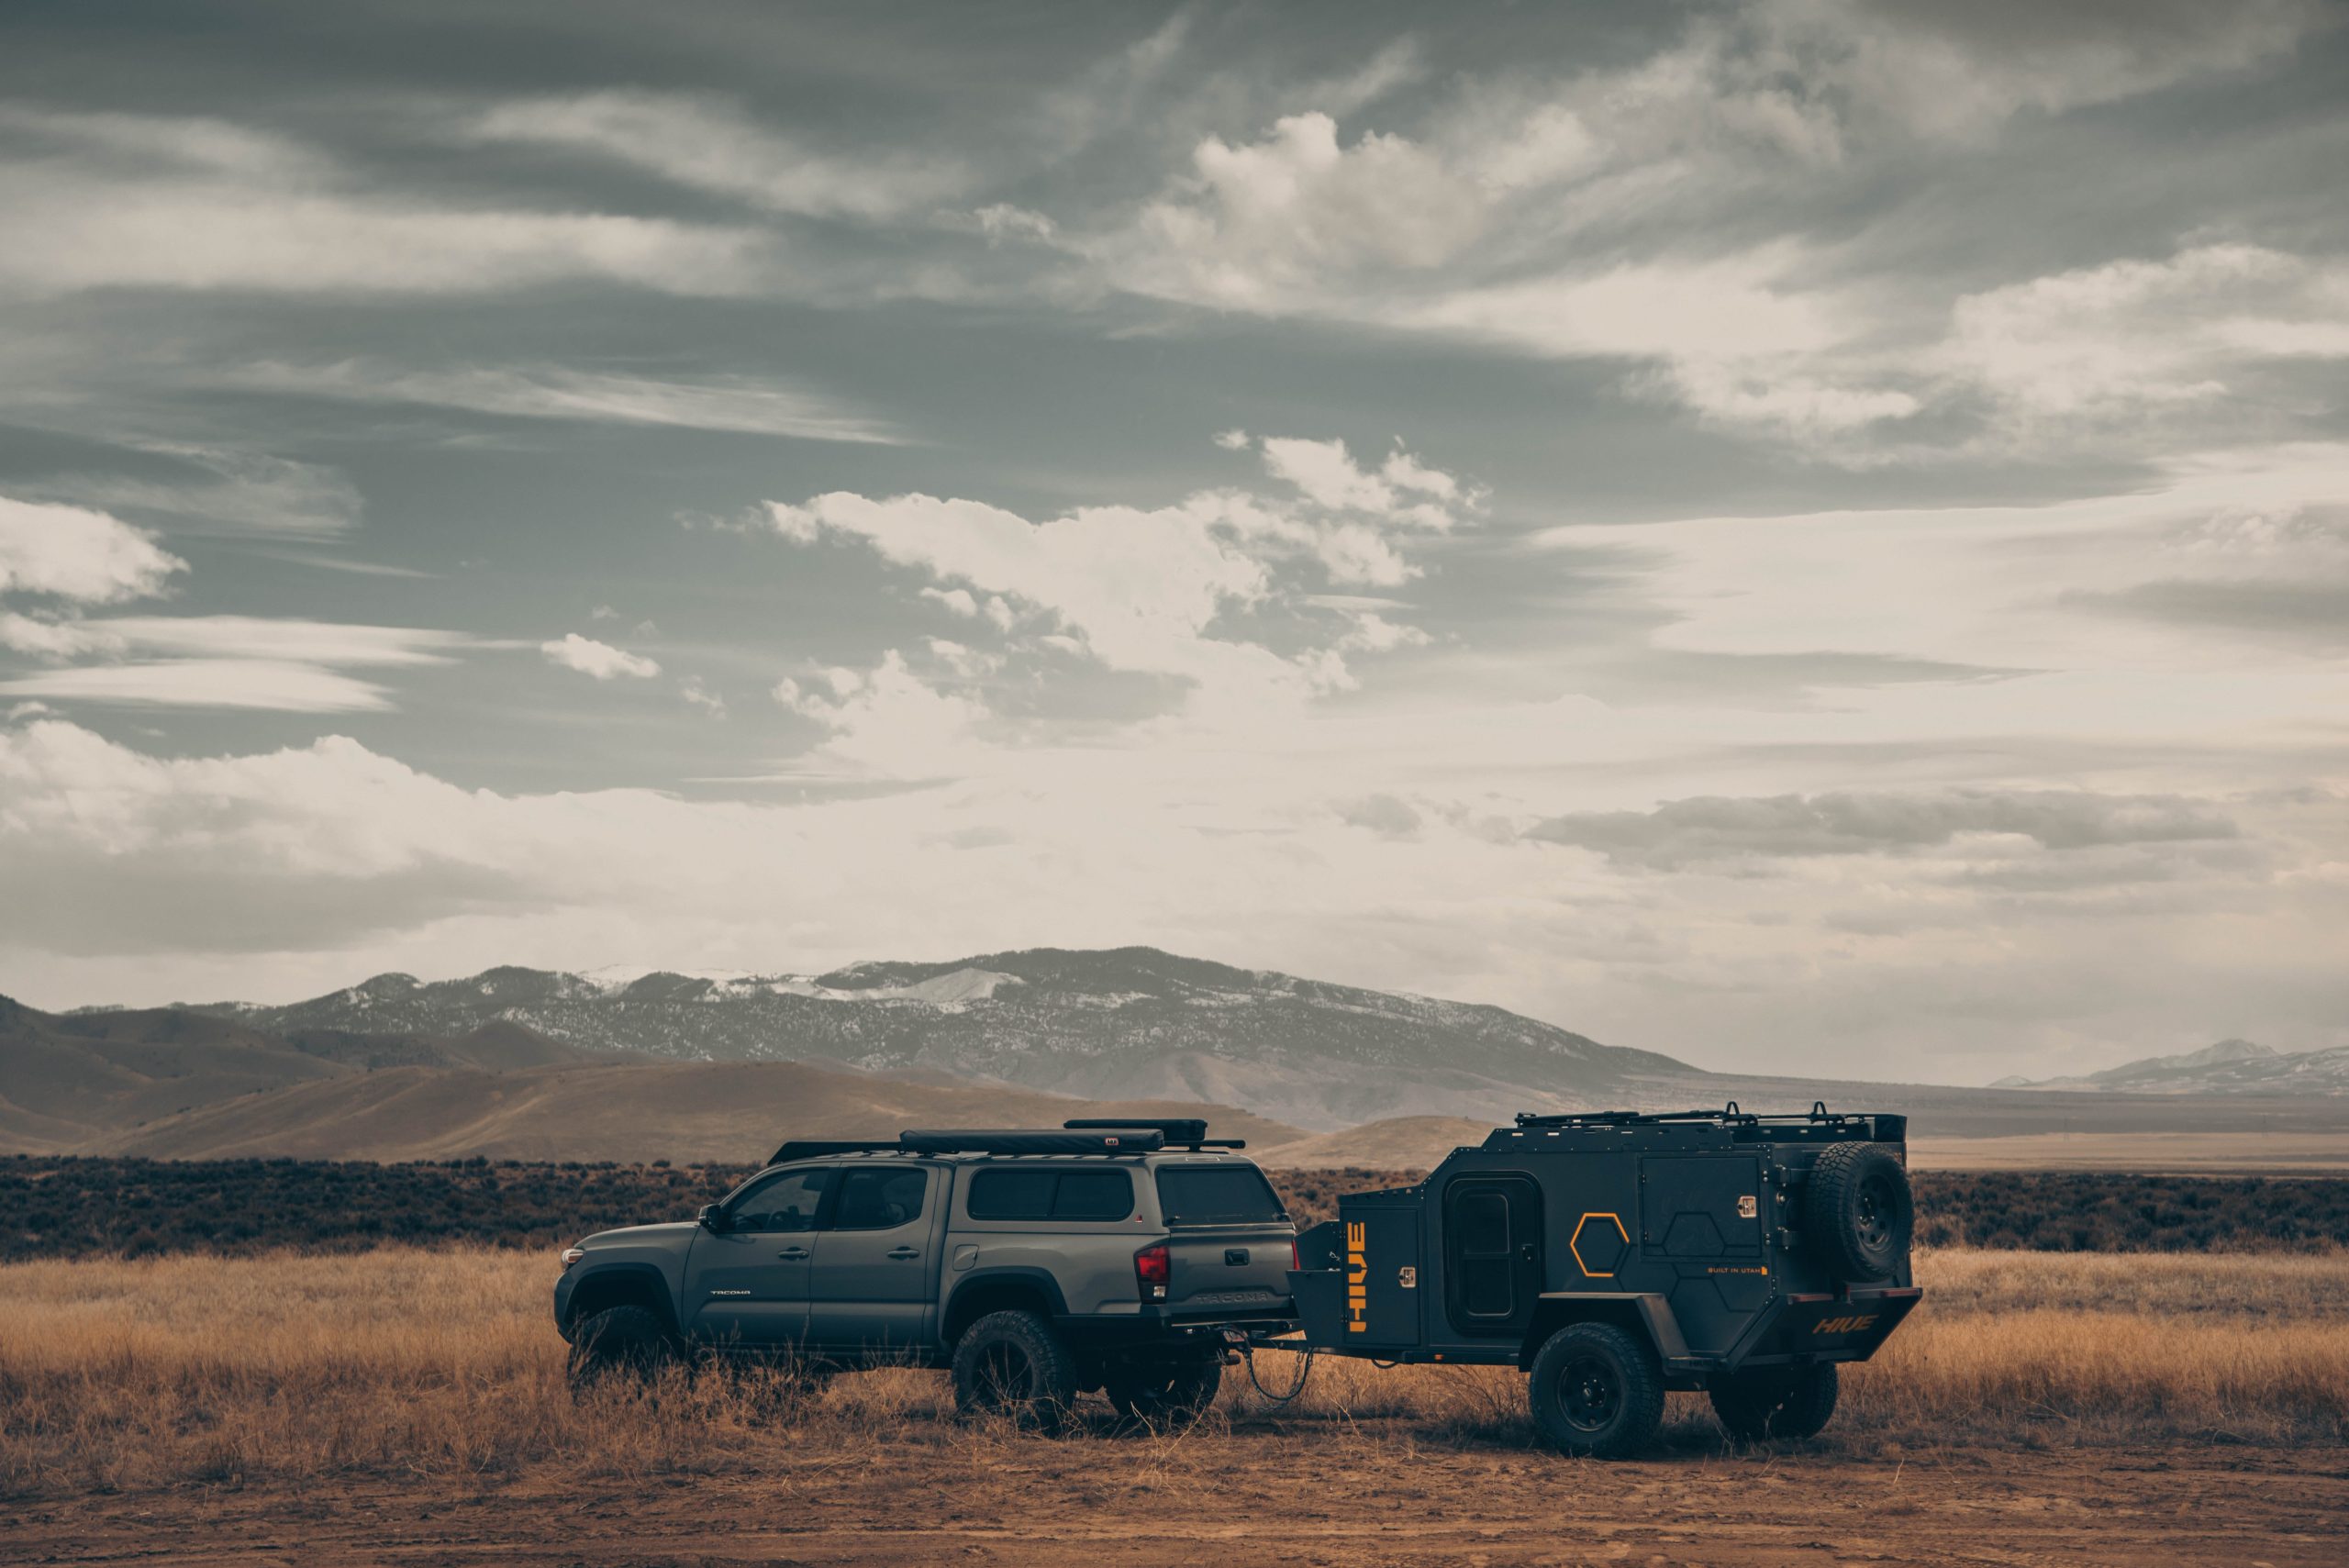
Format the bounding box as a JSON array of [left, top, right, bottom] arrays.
[[1802, 1142, 1913, 1282]]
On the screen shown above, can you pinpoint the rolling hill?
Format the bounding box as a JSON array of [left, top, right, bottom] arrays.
[[87, 1058, 1309, 1165]]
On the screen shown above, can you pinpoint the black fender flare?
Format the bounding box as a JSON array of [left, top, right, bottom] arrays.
[[1517, 1292, 1689, 1369], [942, 1267, 1073, 1343], [562, 1262, 681, 1336]]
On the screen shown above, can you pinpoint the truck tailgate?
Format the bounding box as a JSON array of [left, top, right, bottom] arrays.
[[1163, 1228, 1296, 1315]]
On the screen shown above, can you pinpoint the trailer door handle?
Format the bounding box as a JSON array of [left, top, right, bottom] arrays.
[[886, 1247, 920, 1261], [1519, 1244, 1537, 1262]]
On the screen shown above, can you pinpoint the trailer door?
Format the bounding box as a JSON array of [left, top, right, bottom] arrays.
[[1442, 1174, 1542, 1338]]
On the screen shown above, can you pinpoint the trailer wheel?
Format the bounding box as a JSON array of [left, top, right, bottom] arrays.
[[1103, 1356, 1222, 1428], [1803, 1142, 1913, 1283], [1528, 1322, 1664, 1459], [1707, 1362, 1839, 1442], [952, 1309, 1079, 1435]]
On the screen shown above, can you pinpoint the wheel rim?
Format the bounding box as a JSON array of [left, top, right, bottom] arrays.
[[1854, 1173, 1895, 1251], [974, 1342, 1036, 1409], [1557, 1353, 1622, 1433]]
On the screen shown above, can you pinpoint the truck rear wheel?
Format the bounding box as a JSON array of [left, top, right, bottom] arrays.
[[952, 1309, 1079, 1434], [1103, 1356, 1222, 1428], [1527, 1322, 1664, 1459], [1803, 1142, 1914, 1283], [567, 1305, 675, 1385], [1707, 1362, 1838, 1442]]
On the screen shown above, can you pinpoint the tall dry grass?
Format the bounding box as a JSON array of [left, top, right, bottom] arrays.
[[2, 1246, 2343, 1500]]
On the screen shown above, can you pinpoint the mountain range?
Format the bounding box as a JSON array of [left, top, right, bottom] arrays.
[[1988, 1039, 2349, 1095], [173, 948, 1697, 1130], [10, 946, 2345, 1165]]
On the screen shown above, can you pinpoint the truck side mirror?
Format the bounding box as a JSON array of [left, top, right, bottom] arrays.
[[697, 1204, 726, 1232]]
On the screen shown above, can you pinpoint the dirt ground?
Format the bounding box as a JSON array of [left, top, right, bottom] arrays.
[[4, 1434, 2342, 1568]]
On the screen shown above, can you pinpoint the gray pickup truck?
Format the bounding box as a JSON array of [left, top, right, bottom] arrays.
[[553, 1121, 1297, 1427]]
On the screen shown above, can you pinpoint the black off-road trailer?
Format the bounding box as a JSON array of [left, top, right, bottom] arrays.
[[1280, 1105, 1921, 1456]]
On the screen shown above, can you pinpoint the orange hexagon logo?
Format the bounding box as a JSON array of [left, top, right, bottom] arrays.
[[1569, 1212, 1631, 1278]]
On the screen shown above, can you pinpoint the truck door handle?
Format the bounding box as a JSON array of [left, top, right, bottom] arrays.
[[776, 1246, 810, 1261], [886, 1247, 920, 1261]]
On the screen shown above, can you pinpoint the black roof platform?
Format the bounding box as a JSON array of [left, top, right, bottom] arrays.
[[1488, 1103, 1907, 1151], [767, 1126, 1179, 1165], [1062, 1118, 1246, 1150], [765, 1119, 1249, 1166]]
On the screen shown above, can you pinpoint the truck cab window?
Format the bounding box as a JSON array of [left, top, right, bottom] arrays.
[[831, 1168, 930, 1231], [729, 1168, 832, 1232]]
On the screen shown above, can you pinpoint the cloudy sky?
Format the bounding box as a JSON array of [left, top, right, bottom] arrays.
[[2, 0, 2343, 1084]]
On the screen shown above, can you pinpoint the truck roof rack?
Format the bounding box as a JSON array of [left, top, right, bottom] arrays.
[[765, 1121, 1243, 1165], [769, 1138, 905, 1164], [901, 1128, 1165, 1155], [1062, 1118, 1246, 1151]]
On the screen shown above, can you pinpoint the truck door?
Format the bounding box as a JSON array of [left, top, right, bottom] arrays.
[[1442, 1174, 1542, 1338], [685, 1165, 833, 1348], [805, 1165, 940, 1353]]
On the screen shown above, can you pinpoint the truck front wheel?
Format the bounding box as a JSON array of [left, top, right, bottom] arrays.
[[952, 1309, 1079, 1434], [1527, 1322, 1664, 1459], [1103, 1355, 1222, 1428], [566, 1304, 676, 1385], [1708, 1363, 1839, 1442]]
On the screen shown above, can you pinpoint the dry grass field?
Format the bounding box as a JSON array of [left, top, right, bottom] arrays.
[[4, 1245, 2346, 1564]]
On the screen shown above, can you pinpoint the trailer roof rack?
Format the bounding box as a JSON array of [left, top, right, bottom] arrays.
[[1513, 1101, 1869, 1129], [1494, 1102, 1906, 1149], [1062, 1118, 1246, 1151]]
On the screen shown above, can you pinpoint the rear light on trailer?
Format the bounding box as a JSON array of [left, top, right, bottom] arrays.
[[1134, 1241, 1170, 1301]]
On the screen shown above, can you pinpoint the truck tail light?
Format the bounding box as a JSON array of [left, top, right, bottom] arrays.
[[1290, 1238, 1300, 1273], [1134, 1241, 1170, 1301]]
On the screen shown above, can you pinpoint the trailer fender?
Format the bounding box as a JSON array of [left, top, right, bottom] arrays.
[[1519, 1292, 1689, 1371]]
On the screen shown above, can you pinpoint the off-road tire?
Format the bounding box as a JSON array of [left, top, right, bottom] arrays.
[[952, 1309, 1079, 1435], [1803, 1142, 1914, 1283], [566, 1305, 676, 1384], [1527, 1322, 1664, 1459], [1103, 1356, 1223, 1428], [1707, 1362, 1839, 1442]]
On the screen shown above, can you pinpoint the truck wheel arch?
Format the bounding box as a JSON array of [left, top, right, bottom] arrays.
[[564, 1263, 680, 1337], [942, 1270, 1071, 1346], [1518, 1292, 1687, 1370]]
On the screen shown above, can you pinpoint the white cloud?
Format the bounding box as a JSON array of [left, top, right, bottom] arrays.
[[26, 447, 363, 538], [1941, 244, 2349, 424], [765, 433, 1474, 712], [469, 91, 963, 220], [0, 495, 185, 603], [774, 650, 993, 776], [0, 110, 772, 297], [541, 633, 662, 680], [234, 361, 904, 445], [678, 676, 727, 718], [0, 660, 392, 712]]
